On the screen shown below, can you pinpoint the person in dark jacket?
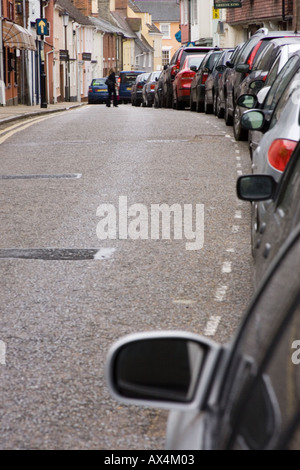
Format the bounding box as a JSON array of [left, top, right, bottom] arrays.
[[106, 68, 118, 107]]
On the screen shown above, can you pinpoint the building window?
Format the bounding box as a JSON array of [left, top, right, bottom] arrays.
[[191, 0, 198, 25], [160, 23, 170, 39], [162, 49, 170, 66], [181, 0, 188, 25]]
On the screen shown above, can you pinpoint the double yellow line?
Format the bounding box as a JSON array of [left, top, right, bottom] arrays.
[[0, 113, 56, 145]]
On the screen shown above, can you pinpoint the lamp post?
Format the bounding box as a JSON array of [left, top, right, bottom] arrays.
[[62, 10, 69, 102]]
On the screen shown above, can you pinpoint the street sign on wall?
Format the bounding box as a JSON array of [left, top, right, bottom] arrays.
[[36, 18, 49, 36], [214, 1, 242, 8]]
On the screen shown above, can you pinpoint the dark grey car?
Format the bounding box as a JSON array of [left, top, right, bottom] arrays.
[[106, 212, 300, 449]]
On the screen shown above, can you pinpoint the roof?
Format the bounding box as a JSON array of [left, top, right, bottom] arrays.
[[110, 11, 136, 38], [132, 0, 180, 22], [55, 0, 93, 26]]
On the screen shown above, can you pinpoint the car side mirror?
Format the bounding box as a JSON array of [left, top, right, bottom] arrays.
[[241, 109, 266, 131], [164, 64, 168, 70], [235, 63, 250, 74], [237, 175, 277, 201], [250, 80, 265, 92], [237, 94, 258, 109], [216, 64, 226, 72], [106, 331, 221, 411], [190, 65, 197, 72], [226, 61, 234, 68]]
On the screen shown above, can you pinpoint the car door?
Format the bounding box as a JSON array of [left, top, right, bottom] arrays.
[[214, 225, 300, 449]]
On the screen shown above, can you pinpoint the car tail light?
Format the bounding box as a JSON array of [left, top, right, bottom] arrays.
[[137, 83, 143, 89], [88, 87, 92, 92], [150, 84, 156, 90], [267, 139, 297, 172], [201, 72, 208, 85], [181, 71, 195, 80]]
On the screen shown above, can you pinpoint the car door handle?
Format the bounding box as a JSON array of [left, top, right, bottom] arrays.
[[263, 243, 271, 259]]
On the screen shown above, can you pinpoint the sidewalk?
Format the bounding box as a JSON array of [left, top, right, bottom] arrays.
[[0, 102, 86, 125]]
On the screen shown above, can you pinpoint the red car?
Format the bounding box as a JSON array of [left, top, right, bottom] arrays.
[[172, 54, 206, 109]]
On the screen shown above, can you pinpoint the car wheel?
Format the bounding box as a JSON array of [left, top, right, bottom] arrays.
[[196, 94, 204, 113], [204, 93, 213, 114], [215, 93, 224, 119], [233, 105, 248, 141], [224, 96, 233, 126]]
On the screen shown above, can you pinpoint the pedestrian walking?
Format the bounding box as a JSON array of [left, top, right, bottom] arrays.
[[106, 68, 118, 107]]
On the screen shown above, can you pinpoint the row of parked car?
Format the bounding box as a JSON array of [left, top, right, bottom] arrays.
[[105, 29, 300, 450]]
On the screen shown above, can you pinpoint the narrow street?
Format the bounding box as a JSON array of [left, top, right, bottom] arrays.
[[0, 104, 253, 449]]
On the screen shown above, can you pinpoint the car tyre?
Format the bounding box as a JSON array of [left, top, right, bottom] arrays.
[[233, 105, 248, 141], [190, 93, 196, 111], [224, 96, 233, 126], [204, 93, 213, 114]]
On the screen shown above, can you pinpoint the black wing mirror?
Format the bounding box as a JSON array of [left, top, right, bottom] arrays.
[[237, 174, 277, 201]]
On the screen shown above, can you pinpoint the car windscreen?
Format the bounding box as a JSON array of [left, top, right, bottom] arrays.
[[121, 74, 140, 86], [91, 79, 106, 86]]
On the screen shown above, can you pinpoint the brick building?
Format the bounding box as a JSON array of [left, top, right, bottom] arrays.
[[225, 0, 294, 43]]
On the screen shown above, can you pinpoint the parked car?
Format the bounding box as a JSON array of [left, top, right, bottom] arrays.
[[106, 219, 300, 449], [153, 70, 165, 108], [131, 72, 150, 107], [172, 54, 206, 110], [204, 49, 234, 115], [190, 49, 222, 113], [240, 50, 300, 179], [118, 71, 143, 104], [142, 71, 161, 107], [88, 78, 108, 104], [224, 29, 300, 127], [237, 48, 300, 159], [237, 140, 300, 285], [216, 43, 245, 119], [233, 37, 300, 141], [239, 59, 300, 275], [161, 46, 217, 108]]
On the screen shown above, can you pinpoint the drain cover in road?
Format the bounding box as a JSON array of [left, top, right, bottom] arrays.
[[0, 248, 114, 260]]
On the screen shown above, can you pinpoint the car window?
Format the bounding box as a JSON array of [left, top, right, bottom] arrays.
[[121, 73, 140, 85], [252, 42, 275, 71], [218, 227, 300, 449], [230, 44, 244, 64], [237, 36, 261, 64], [269, 69, 300, 128], [187, 55, 205, 68], [92, 79, 106, 86], [264, 55, 300, 112], [206, 52, 222, 70], [265, 54, 281, 88]]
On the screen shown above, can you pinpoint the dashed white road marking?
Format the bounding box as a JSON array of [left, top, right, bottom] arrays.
[[232, 225, 239, 233], [235, 210, 242, 219], [222, 261, 232, 273], [215, 285, 228, 302], [0, 341, 6, 365], [204, 316, 221, 336], [173, 299, 196, 305], [94, 247, 116, 260]]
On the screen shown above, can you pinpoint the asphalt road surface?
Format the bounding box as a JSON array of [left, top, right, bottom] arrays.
[[0, 103, 253, 449]]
